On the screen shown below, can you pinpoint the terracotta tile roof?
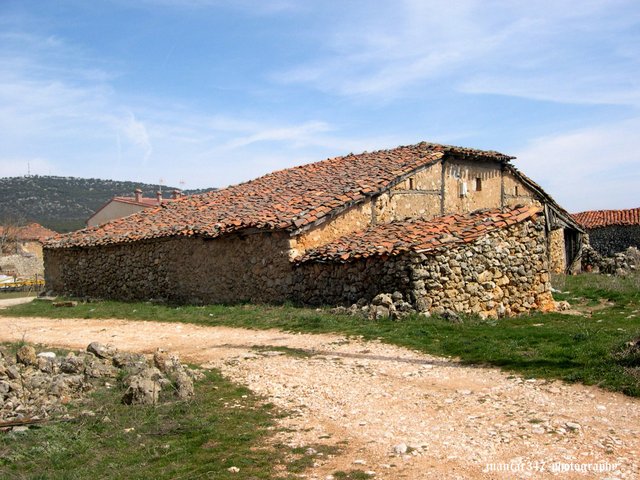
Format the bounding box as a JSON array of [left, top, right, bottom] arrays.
[[573, 208, 640, 229], [297, 206, 541, 264], [112, 196, 173, 207], [0, 223, 58, 242], [46, 142, 513, 249]]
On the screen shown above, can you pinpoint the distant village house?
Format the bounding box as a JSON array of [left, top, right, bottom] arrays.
[[87, 189, 183, 227], [0, 222, 57, 278], [573, 208, 640, 256]]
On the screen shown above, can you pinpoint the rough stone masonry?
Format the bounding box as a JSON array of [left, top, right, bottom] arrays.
[[293, 212, 555, 318]]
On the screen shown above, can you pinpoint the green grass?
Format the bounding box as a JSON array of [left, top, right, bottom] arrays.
[[2, 273, 639, 396], [0, 344, 327, 480]]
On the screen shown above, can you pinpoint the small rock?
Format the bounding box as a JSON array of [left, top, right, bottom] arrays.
[[16, 345, 37, 366], [353, 459, 366, 465], [37, 352, 57, 359], [173, 370, 194, 400], [52, 301, 78, 307], [36, 356, 56, 374], [372, 293, 393, 307], [565, 422, 581, 431], [86, 342, 116, 360], [60, 356, 84, 374], [112, 352, 147, 369], [122, 376, 160, 405], [227, 466, 240, 473], [394, 443, 408, 455], [11, 426, 29, 433]]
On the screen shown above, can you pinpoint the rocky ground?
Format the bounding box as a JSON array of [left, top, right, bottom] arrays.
[[0, 316, 638, 479], [0, 339, 202, 428]]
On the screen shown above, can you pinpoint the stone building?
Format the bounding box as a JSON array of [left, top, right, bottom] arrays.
[[573, 208, 640, 256], [45, 142, 582, 316], [0, 222, 57, 277]]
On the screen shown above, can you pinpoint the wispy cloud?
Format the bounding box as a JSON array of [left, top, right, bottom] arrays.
[[119, 0, 301, 14], [0, 27, 396, 188], [275, 0, 640, 107], [514, 117, 640, 211]]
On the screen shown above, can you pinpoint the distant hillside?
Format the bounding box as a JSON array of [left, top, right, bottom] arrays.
[[0, 176, 217, 233]]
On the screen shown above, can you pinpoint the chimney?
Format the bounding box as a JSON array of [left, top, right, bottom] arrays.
[[171, 189, 182, 200], [156, 191, 163, 205], [134, 188, 142, 202]]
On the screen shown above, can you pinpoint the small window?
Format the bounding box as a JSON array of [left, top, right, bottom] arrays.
[[515, 185, 519, 196], [475, 177, 482, 191], [408, 177, 415, 190]]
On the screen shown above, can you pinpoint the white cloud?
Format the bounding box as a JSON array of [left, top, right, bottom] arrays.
[[513, 117, 640, 212], [116, 112, 153, 163], [0, 28, 405, 188], [275, 0, 640, 107]]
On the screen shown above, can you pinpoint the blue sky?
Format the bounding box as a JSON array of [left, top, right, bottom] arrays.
[[1, 0, 639, 211]]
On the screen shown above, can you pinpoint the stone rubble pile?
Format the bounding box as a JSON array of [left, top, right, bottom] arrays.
[[0, 342, 203, 425], [332, 292, 420, 321], [582, 245, 639, 275]]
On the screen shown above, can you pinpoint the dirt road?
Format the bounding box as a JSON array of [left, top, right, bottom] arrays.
[[0, 316, 637, 479], [0, 296, 35, 309]]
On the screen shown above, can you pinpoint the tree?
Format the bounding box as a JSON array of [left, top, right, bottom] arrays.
[[0, 215, 27, 255]]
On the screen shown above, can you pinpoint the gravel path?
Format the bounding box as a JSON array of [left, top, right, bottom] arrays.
[[0, 316, 637, 479], [0, 296, 36, 309]]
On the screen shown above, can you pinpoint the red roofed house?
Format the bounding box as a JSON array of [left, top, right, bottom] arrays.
[[45, 142, 583, 317], [0, 222, 57, 278], [573, 208, 640, 256], [0, 222, 57, 259], [87, 189, 183, 227]]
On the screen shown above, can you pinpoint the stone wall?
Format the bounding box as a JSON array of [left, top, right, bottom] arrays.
[[0, 254, 43, 278], [45, 231, 294, 304], [502, 171, 537, 208], [292, 216, 554, 317], [377, 165, 442, 222], [45, 216, 553, 317], [443, 158, 503, 214], [587, 225, 640, 256], [294, 202, 371, 256], [548, 228, 567, 274]]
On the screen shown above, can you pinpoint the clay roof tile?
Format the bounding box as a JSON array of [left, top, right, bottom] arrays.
[[297, 206, 541, 263], [47, 141, 513, 249]]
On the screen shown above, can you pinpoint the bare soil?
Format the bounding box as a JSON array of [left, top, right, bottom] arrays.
[[0, 316, 638, 479]]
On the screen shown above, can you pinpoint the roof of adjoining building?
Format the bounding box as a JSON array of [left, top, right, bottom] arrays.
[[0, 223, 58, 242], [297, 206, 540, 264], [573, 208, 640, 229], [111, 196, 168, 207], [47, 142, 514, 249]]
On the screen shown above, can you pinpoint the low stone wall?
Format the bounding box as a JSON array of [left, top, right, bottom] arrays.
[[45, 231, 294, 304], [588, 225, 640, 256], [293, 216, 554, 317]]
